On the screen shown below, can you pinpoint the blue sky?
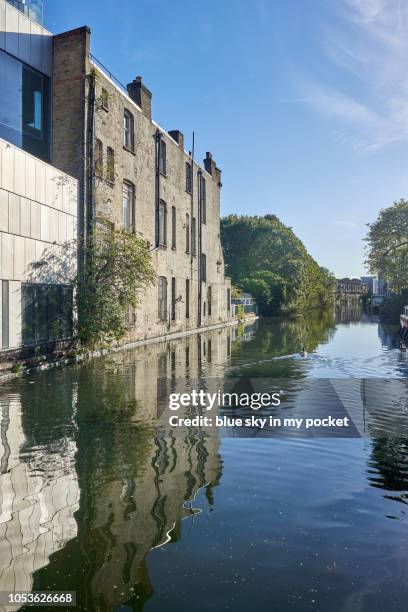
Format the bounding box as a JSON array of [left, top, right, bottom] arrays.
[[46, 0, 408, 278]]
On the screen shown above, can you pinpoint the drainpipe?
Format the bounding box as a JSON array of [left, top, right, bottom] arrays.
[[155, 129, 161, 247], [197, 168, 202, 327], [190, 132, 194, 322]]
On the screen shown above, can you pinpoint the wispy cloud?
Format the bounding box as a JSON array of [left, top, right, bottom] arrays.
[[300, 0, 408, 151]]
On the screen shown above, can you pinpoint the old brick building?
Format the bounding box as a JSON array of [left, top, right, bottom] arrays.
[[52, 26, 232, 344]]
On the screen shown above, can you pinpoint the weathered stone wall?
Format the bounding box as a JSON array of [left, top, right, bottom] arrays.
[[52, 27, 232, 344], [52, 26, 89, 241]]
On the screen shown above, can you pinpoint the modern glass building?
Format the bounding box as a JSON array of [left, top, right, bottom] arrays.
[[6, 0, 43, 25], [0, 0, 78, 355], [0, 48, 50, 160]]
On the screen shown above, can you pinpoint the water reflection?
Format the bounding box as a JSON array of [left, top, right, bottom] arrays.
[[0, 376, 79, 612], [0, 308, 407, 610]]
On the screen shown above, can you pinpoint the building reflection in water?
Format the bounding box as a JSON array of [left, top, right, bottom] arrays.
[[0, 380, 80, 612], [335, 301, 365, 324], [0, 326, 231, 611]]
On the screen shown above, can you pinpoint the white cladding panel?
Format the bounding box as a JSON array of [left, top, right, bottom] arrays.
[[0, 0, 52, 75], [0, 139, 78, 349]]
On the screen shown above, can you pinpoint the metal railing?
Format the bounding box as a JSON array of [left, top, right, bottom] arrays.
[[89, 53, 129, 98]]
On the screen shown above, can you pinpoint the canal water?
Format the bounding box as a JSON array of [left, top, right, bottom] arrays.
[[1, 305, 408, 611]]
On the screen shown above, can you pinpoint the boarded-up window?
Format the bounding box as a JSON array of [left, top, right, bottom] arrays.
[[123, 181, 135, 231], [106, 146, 115, 182], [186, 162, 192, 193], [95, 139, 103, 176], [123, 109, 134, 150], [186, 278, 190, 319], [158, 276, 167, 321], [171, 206, 176, 249]]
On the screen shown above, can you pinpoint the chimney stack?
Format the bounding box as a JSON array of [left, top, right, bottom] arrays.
[[127, 76, 152, 121], [204, 152, 216, 175], [168, 130, 184, 149], [204, 152, 222, 187]]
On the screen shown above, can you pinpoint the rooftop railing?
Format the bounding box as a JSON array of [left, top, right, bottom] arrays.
[[89, 53, 129, 98]]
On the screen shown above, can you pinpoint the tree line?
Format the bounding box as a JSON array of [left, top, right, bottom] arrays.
[[221, 214, 335, 316]]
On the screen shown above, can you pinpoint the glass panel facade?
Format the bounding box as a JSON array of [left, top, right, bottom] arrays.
[[22, 283, 73, 345], [6, 0, 44, 25], [0, 51, 22, 147], [0, 50, 50, 160]]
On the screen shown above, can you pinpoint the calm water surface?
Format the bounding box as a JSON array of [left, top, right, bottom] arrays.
[[1, 305, 408, 612]]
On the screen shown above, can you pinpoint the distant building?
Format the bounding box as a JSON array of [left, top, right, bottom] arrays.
[[231, 292, 258, 316], [336, 278, 368, 294], [361, 276, 373, 294], [360, 275, 388, 296], [377, 277, 388, 296]]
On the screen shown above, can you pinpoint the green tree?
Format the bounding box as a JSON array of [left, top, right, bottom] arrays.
[[221, 215, 335, 315], [77, 226, 155, 347], [365, 199, 408, 292]]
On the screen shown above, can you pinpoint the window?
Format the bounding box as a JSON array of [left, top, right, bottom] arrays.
[[101, 87, 109, 110], [201, 253, 207, 282], [192, 217, 197, 255], [23, 66, 44, 136], [158, 276, 167, 321], [123, 109, 134, 151], [186, 162, 192, 193], [208, 285, 212, 316], [159, 140, 166, 175], [106, 147, 115, 182], [95, 139, 103, 176], [200, 175, 206, 223], [171, 206, 176, 249], [2, 281, 9, 349], [158, 200, 167, 246], [185, 213, 190, 253], [0, 50, 50, 160], [22, 283, 73, 344], [122, 181, 135, 231], [124, 305, 136, 327], [186, 278, 190, 319], [171, 277, 176, 321], [227, 288, 231, 311]]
